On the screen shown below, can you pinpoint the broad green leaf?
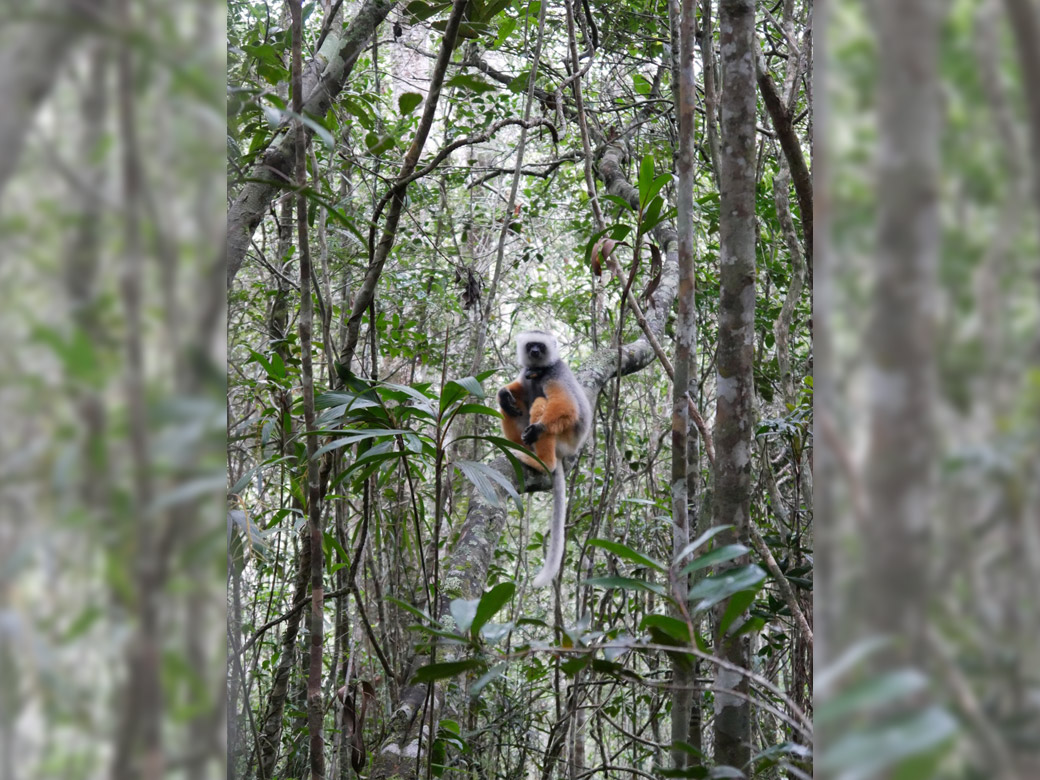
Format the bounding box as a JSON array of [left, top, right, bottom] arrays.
[[470, 663, 507, 697], [816, 669, 929, 725], [640, 614, 690, 643], [398, 91, 423, 115], [819, 706, 957, 777], [452, 403, 501, 417], [387, 596, 434, 625], [583, 223, 633, 266], [588, 538, 665, 572], [674, 525, 735, 563], [717, 587, 757, 636], [582, 576, 666, 596], [311, 429, 412, 460], [405, 0, 451, 22], [472, 582, 516, 638], [446, 74, 498, 93], [632, 73, 652, 95], [687, 564, 766, 611], [454, 460, 522, 512], [680, 544, 749, 576], [637, 154, 655, 205], [441, 376, 485, 412], [449, 597, 479, 634]]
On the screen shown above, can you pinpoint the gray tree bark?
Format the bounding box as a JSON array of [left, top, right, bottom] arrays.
[[712, 0, 757, 770], [669, 0, 699, 769], [864, 0, 942, 669]]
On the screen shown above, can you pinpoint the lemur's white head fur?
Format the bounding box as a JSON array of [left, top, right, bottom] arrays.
[[516, 330, 560, 368]]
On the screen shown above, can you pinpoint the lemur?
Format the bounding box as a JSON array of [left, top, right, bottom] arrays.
[[498, 330, 591, 587]]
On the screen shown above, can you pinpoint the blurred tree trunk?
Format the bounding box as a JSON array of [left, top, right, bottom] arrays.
[[864, 0, 942, 667], [712, 0, 757, 770]]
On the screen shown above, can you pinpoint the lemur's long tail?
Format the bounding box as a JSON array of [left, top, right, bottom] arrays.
[[532, 466, 567, 588]]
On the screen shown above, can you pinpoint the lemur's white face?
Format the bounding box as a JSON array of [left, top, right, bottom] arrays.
[[517, 330, 560, 368]]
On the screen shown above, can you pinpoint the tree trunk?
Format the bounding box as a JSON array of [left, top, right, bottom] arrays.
[[669, 0, 698, 769], [864, 0, 941, 666], [712, 0, 757, 770]]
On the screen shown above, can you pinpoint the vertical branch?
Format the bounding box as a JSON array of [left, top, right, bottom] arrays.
[[111, 0, 162, 775], [339, 0, 471, 376], [698, 0, 722, 186], [712, 0, 757, 769], [290, 0, 326, 776], [669, 0, 699, 770]]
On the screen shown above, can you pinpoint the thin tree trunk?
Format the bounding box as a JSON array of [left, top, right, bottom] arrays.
[[290, 0, 326, 775], [337, 0, 471, 376], [255, 535, 312, 780], [712, 0, 757, 770], [669, 0, 698, 769]]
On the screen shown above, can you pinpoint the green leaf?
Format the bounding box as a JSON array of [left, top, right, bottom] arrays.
[[680, 544, 749, 576], [717, 587, 757, 636], [411, 659, 486, 683], [398, 91, 423, 115], [365, 131, 395, 156], [472, 582, 515, 638], [507, 69, 531, 92], [440, 376, 485, 411], [560, 656, 591, 676], [453, 459, 522, 512], [816, 669, 929, 725], [641, 195, 664, 231], [640, 614, 690, 643], [322, 530, 350, 567], [582, 222, 632, 266], [819, 706, 957, 777], [494, 15, 517, 46], [449, 597, 479, 634], [405, 0, 451, 22], [588, 538, 665, 572], [674, 525, 735, 564], [311, 429, 412, 460], [632, 73, 652, 95], [452, 403, 501, 417], [582, 576, 667, 596], [687, 564, 766, 611], [603, 193, 635, 212], [637, 154, 655, 205], [387, 596, 435, 625]]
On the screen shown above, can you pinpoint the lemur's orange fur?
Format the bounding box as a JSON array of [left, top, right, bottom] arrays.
[[500, 378, 582, 472]]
